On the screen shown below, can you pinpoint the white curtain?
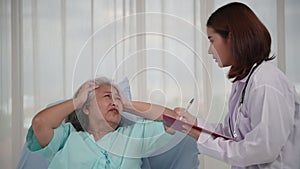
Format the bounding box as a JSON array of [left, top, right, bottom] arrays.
[[1, 0, 299, 168]]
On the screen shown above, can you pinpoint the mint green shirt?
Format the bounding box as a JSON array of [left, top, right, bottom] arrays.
[[26, 120, 171, 169]]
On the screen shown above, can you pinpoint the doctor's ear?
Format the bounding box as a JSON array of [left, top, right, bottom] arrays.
[[228, 32, 233, 39]]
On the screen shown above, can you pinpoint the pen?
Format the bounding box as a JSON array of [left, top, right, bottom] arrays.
[[186, 98, 194, 111], [179, 98, 194, 120]]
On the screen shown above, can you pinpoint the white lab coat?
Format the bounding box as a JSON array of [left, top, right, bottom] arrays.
[[197, 61, 300, 168]]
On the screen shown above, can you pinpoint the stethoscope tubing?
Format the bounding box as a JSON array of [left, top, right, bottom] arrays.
[[229, 63, 261, 140]]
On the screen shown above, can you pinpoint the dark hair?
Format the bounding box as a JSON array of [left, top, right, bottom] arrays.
[[65, 111, 83, 131], [65, 77, 121, 131], [207, 2, 275, 82]]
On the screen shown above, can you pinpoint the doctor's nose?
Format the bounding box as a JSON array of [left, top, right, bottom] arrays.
[[208, 44, 213, 54]]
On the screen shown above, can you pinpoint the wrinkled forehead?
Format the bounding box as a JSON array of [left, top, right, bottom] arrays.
[[95, 84, 120, 96]]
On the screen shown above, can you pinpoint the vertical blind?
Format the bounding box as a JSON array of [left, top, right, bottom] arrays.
[[1, 0, 299, 168]]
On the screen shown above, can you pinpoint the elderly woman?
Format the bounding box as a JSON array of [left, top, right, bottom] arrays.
[[26, 77, 177, 169]]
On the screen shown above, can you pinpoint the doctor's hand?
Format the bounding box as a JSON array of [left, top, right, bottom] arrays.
[[174, 107, 201, 140], [174, 107, 197, 125]]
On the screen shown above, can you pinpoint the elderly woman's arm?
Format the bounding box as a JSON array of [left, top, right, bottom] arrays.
[[31, 99, 75, 147], [123, 101, 177, 121], [31, 82, 96, 147]]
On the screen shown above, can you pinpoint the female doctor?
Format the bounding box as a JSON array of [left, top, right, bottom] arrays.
[[175, 2, 300, 168]]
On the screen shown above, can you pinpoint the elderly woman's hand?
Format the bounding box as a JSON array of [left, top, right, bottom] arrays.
[[74, 81, 99, 109], [119, 90, 131, 110]]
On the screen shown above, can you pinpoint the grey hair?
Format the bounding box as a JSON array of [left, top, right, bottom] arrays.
[[66, 77, 121, 131]]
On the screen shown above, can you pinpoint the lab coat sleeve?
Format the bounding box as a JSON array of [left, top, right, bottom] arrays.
[[197, 117, 231, 137], [197, 85, 295, 167]]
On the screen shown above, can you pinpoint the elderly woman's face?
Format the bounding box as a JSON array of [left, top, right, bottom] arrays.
[[88, 84, 123, 129]]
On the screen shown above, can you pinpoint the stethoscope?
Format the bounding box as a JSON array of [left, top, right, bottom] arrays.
[[229, 63, 261, 140]]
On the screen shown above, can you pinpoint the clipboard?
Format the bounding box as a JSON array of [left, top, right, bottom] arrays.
[[163, 114, 234, 140]]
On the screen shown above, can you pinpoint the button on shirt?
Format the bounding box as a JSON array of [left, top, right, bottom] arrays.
[[196, 62, 300, 168]]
